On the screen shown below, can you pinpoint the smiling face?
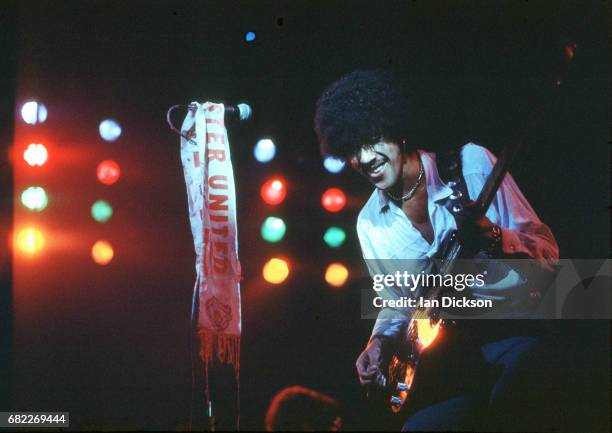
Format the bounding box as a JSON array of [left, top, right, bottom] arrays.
[[349, 140, 404, 190]]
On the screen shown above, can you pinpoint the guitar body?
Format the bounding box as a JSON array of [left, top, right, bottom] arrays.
[[385, 317, 443, 413], [383, 230, 461, 414]]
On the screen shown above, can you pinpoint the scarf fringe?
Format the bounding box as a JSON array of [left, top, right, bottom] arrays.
[[199, 331, 241, 369], [199, 331, 241, 429]]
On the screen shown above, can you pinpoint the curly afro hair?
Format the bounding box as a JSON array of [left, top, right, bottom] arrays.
[[314, 69, 412, 158]]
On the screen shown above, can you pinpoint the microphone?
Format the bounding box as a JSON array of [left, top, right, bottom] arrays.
[[167, 101, 252, 142], [185, 102, 252, 121], [224, 103, 253, 121]]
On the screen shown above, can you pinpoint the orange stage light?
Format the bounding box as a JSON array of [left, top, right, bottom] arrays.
[[263, 257, 289, 284], [15, 227, 45, 255], [324, 262, 349, 287], [92, 240, 114, 265]]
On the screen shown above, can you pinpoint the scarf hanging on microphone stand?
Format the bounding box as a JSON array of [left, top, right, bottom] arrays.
[[180, 102, 242, 428]]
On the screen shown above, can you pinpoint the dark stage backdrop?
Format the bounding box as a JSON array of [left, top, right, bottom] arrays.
[[9, 1, 610, 430]]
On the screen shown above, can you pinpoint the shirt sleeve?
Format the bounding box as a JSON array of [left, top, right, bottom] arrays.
[[461, 144, 559, 266], [357, 214, 413, 341]]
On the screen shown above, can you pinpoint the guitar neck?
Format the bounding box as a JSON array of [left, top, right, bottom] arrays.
[[474, 143, 520, 217]]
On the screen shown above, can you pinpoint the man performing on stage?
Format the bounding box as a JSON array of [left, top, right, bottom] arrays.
[[313, 69, 568, 431]]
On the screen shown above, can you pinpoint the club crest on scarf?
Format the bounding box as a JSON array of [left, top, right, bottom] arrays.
[[205, 296, 232, 332]]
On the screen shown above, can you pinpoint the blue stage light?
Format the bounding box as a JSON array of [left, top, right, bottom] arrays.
[[245, 31, 256, 42], [323, 156, 345, 173], [254, 139, 276, 163], [21, 101, 48, 125], [99, 119, 122, 142]]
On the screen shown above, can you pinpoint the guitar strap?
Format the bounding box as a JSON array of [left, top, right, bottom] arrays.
[[435, 147, 470, 226]]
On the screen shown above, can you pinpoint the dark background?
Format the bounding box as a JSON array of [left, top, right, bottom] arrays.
[[2, 0, 610, 430]]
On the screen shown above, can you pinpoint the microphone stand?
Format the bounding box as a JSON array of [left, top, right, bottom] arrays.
[[188, 278, 200, 430]]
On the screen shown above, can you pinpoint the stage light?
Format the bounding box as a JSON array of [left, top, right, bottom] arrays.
[[321, 188, 346, 212], [323, 156, 345, 173], [323, 226, 346, 248], [16, 227, 45, 255], [245, 31, 256, 42], [23, 143, 48, 166], [91, 200, 113, 223], [260, 177, 287, 205], [92, 240, 114, 265], [253, 139, 276, 163], [263, 258, 289, 284], [96, 160, 121, 185], [99, 119, 122, 142], [261, 216, 286, 243], [325, 263, 349, 287], [21, 186, 48, 212], [21, 101, 48, 125]]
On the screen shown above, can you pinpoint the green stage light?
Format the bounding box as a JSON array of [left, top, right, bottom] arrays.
[[323, 226, 346, 248], [261, 216, 286, 243], [91, 200, 113, 223], [21, 186, 48, 211]]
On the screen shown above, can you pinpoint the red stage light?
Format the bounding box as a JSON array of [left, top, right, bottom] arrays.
[[260, 177, 287, 205], [23, 143, 48, 166], [96, 160, 121, 185], [321, 188, 346, 212]]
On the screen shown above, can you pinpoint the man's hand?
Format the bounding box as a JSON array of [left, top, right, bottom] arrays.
[[356, 336, 386, 387], [458, 201, 502, 252]]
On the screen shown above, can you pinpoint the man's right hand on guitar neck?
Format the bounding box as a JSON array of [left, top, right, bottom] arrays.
[[356, 336, 387, 387]]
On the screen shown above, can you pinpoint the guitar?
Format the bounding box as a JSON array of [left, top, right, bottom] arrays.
[[377, 42, 576, 415]]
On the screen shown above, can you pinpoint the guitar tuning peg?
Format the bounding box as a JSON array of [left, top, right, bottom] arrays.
[[397, 382, 409, 391], [390, 396, 404, 406]]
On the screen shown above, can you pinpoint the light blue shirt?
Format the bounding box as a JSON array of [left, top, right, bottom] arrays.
[[356, 143, 559, 339]]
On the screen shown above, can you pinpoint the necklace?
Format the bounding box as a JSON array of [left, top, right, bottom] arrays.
[[385, 158, 424, 203]]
